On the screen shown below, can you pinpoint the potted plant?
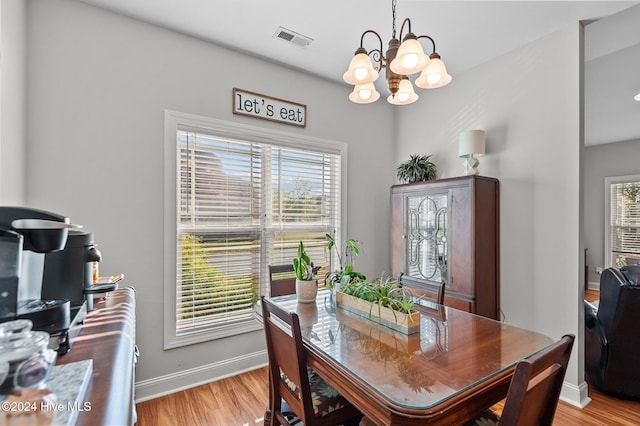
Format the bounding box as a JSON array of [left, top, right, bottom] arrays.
[[336, 276, 420, 335], [397, 154, 437, 183], [325, 233, 366, 289], [292, 241, 317, 303]]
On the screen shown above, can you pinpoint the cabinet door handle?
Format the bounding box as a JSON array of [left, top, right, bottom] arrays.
[[401, 235, 407, 239]]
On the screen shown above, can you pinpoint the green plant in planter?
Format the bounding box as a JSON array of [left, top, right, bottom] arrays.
[[293, 241, 320, 303], [397, 154, 437, 183], [325, 233, 366, 287], [340, 275, 416, 319], [292, 241, 315, 280]]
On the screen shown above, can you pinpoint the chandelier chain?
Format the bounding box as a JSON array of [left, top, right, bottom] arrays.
[[392, 0, 397, 38]]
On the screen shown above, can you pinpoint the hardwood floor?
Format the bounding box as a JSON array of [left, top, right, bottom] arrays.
[[136, 366, 640, 426], [136, 368, 269, 426], [136, 290, 640, 425], [585, 288, 599, 303]]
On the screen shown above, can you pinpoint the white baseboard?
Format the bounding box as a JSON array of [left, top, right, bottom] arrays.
[[561, 380, 591, 408], [587, 281, 600, 291], [134, 350, 268, 402]]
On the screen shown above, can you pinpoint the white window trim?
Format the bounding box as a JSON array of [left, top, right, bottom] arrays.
[[163, 110, 348, 349], [604, 174, 640, 269]]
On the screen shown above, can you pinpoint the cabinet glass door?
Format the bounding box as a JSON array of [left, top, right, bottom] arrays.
[[406, 192, 448, 283]]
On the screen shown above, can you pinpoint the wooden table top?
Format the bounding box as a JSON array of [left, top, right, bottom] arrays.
[[269, 290, 554, 425], [56, 288, 136, 426]]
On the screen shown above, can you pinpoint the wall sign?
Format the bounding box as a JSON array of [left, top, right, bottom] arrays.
[[233, 88, 306, 128]]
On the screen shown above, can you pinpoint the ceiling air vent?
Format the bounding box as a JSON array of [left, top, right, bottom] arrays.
[[273, 27, 313, 48]]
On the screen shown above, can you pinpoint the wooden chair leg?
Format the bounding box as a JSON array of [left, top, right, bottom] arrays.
[[264, 407, 272, 426]]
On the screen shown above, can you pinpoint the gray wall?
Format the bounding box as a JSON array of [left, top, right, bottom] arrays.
[[7, 0, 597, 408], [584, 138, 640, 287], [25, 0, 394, 399], [395, 25, 585, 405], [0, 0, 27, 204]]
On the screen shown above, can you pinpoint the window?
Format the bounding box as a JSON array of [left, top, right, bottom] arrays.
[[605, 175, 640, 268], [164, 111, 345, 348]]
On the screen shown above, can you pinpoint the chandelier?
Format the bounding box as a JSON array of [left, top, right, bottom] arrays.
[[343, 0, 452, 105]]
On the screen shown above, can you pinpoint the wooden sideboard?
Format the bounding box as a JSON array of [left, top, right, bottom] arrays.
[[56, 287, 137, 425], [391, 175, 500, 319]]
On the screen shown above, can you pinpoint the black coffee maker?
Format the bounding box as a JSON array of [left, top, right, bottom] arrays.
[[0, 229, 23, 322], [0, 207, 116, 354], [42, 230, 109, 311]]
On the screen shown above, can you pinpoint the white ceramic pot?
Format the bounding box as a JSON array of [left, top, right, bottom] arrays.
[[295, 279, 318, 303]]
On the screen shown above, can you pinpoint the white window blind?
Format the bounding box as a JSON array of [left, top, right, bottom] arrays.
[[176, 129, 341, 338], [609, 180, 640, 267], [267, 147, 338, 280]]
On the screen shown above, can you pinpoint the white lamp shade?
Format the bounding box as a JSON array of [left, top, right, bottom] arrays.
[[349, 83, 381, 104], [415, 57, 452, 89], [343, 52, 379, 85], [389, 37, 430, 75], [458, 130, 486, 157], [387, 79, 418, 105]]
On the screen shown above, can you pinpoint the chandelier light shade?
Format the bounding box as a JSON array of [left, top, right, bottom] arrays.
[[343, 0, 452, 105], [343, 49, 379, 85], [415, 54, 452, 88], [387, 78, 418, 105], [458, 130, 486, 176], [389, 35, 429, 75], [349, 82, 381, 104]]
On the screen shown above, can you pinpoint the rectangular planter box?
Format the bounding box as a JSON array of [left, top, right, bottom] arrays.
[[336, 291, 421, 335], [336, 308, 421, 352]]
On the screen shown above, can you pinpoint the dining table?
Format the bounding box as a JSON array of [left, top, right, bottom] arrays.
[[266, 290, 555, 425]]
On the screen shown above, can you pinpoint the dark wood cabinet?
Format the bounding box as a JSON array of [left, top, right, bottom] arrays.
[[391, 175, 499, 319]]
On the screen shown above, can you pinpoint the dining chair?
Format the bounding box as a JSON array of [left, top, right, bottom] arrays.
[[269, 264, 297, 297], [434, 281, 445, 305], [464, 334, 575, 426], [261, 297, 363, 426], [397, 272, 445, 305]]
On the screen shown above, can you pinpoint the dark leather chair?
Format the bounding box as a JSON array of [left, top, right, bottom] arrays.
[[585, 265, 640, 399]]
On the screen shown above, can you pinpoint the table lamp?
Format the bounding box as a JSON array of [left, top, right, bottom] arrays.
[[458, 130, 486, 176]]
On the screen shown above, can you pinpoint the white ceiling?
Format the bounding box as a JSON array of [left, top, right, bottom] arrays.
[[585, 5, 640, 146], [75, 0, 640, 146]]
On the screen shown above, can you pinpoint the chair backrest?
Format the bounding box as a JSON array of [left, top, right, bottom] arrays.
[[435, 281, 445, 305], [597, 266, 640, 378], [269, 264, 296, 297], [499, 334, 575, 426], [598, 267, 640, 335], [397, 272, 445, 305], [261, 296, 315, 425], [597, 267, 626, 334], [620, 264, 640, 284]]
